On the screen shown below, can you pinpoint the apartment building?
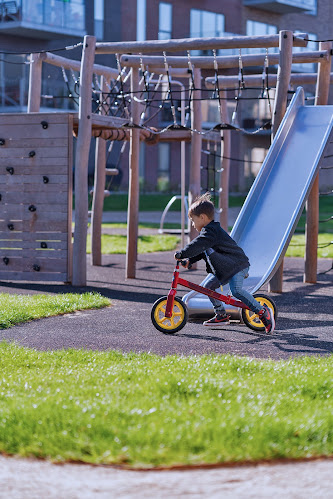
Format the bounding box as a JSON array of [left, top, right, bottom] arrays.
[[0, 0, 332, 191]]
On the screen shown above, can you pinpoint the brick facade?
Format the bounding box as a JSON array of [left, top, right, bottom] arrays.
[[0, 1, 332, 192]]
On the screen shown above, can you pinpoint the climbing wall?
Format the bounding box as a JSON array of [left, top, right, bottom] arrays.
[[0, 113, 73, 282]]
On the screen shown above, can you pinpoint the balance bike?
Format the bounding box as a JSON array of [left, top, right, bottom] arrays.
[[151, 260, 277, 334]]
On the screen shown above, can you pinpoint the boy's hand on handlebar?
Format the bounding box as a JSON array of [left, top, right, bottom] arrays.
[[180, 259, 192, 269], [174, 253, 192, 269]]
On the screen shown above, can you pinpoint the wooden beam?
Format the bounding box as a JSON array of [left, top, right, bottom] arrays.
[[67, 114, 74, 283], [40, 51, 119, 79], [305, 41, 332, 284], [126, 69, 141, 278], [205, 71, 333, 90], [73, 114, 129, 133], [121, 49, 325, 70], [219, 90, 230, 231], [27, 53, 42, 112], [91, 75, 110, 266], [96, 33, 308, 55], [72, 35, 96, 286], [268, 30, 294, 294], [189, 68, 202, 244]]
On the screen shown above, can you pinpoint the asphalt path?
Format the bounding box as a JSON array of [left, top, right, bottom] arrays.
[[0, 252, 332, 359]]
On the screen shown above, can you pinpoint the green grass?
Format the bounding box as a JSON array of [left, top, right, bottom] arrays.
[[286, 233, 333, 258], [87, 234, 179, 254], [295, 200, 333, 235], [100, 222, 183, 230], [0, 344, 333, 467], [99, 194, 246, 212], [0, 293, 110, 329]]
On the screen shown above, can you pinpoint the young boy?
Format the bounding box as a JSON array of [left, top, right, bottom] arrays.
[[174, 193, 275, 333]]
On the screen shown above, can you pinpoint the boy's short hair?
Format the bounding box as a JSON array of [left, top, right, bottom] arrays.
[[188, 192, 215, 220]]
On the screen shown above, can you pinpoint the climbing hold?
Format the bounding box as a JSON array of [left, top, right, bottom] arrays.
[[6, 167, 14, 175], [3, 257, 9, 265], [28, 205, 37, 212], [40, 242, 47, 248], [41, 121, 48, 129], [29, 151, 36, 157], [7, 224, 14, 231], [0, 138, 5, 146], [33, 264, 40, 272], [43, 176, 49, 184]]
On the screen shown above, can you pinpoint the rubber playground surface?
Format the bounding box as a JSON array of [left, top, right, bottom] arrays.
[[0, 252, 332, 359]]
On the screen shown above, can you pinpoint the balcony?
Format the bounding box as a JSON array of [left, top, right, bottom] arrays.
[[243, 0, 314, 14], [0, 0, 86, 39]]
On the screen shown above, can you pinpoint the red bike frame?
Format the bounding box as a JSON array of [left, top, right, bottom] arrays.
[[165, 261, 250, 318]]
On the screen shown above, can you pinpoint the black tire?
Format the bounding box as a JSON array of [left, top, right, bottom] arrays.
[[241, 293, 277, 332], [151, 296, 188, 334]]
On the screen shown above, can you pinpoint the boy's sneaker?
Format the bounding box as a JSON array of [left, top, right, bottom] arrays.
[[203, 314, 231, 327], [258, 305, 275, 334]]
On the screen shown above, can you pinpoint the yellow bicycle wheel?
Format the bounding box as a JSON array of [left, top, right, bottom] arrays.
[[241, 293, 277, 332], [151, 296, 188, 334]]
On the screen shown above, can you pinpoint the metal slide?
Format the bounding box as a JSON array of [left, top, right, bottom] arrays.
[[183, 87, 333, 317]]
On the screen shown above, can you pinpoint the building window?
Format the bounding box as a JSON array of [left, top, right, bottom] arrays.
[[303, 0, 317, 15], [158, 2, 172, 40], [293, 32, 317, 72], [190, 9, 225, 55], [94, 0, 104, 40], [137, 0, 146, 41], [22, 0, 85, 31], [246, 20, 278, 54], [0, 55, 28, 112], [157, 144, 170, 192]]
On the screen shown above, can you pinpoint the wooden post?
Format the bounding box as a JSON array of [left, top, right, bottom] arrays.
[[268, 30, 293, 293], [219, 90, 230, 231], [91, 75, 110, 266], [271, 31, 294, 136], [304, 41, 332, 283], [189, 68, 202, 241], [72, 35, 96, 286], [27, 53, 42, 112], [126, 68, 141, 278]]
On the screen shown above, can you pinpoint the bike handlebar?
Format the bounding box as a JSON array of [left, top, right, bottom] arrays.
[[178, 259, 192, 269]]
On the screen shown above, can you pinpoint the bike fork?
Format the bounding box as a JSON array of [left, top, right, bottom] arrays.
[[165, 261, 180, 317]]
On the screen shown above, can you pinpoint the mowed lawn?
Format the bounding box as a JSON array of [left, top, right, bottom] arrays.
[[0, 343, 332, 468], [0, 293, 110, 329]]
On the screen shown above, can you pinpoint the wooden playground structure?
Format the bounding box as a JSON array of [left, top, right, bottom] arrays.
[[0, 30, 332, 291]]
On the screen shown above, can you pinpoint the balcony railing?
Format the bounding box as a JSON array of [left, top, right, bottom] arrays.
[[0, 0, 86, 38], [243, 0, 315, 14]]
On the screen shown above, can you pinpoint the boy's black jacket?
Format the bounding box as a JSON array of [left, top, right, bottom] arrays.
[[176, 220, 249, 284]]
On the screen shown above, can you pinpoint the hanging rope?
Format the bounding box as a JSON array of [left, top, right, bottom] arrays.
[[163, 51, 178, 127], [139, 54, 151, 125], [212, 49, 223, 124], [231, 49, 245, 126], [60, 66, 79, 105], [115, 53, 130, 120], [186, 51, 195, 128], [261, 49, 272, 118]]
